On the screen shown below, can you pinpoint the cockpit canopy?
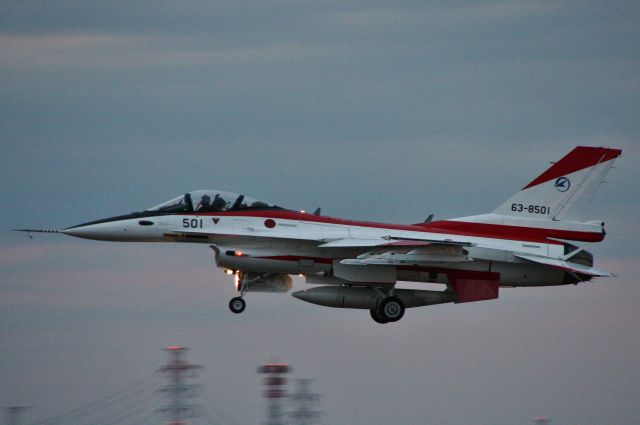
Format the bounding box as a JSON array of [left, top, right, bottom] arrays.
[[146, 190, 283, 213]]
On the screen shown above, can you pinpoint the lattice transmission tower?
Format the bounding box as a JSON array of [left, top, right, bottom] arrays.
[[258, 363, 291, 425], [158, 346, 203, 425], [287, 379, 321, 425]]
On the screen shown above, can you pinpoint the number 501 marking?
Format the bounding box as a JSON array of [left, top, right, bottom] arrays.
[[183, 218, 203, 228]]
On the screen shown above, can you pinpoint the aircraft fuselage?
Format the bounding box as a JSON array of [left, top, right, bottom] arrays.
[[63, 209, 568, 288]]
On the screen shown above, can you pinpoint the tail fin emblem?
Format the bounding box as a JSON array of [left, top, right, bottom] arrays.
[[554, 177, 571, 192]]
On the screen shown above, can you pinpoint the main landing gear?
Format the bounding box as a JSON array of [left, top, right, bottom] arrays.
[[369, 291, 405, 324]]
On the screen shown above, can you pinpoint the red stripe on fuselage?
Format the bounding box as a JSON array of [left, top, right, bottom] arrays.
[[416, 220, 604, 243], [187, 210, 602, 243]]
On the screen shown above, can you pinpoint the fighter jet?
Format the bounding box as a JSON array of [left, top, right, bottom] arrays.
[[17, 146, 621, 323]]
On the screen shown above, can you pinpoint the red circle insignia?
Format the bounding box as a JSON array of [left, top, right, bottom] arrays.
[[264, 219, 276, 228]]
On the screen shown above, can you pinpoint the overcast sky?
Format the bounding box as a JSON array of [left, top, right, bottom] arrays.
[[1, 1, 639, 425]]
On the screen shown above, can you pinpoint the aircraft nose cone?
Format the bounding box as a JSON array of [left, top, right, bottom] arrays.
[[62, 224, 109, 240], [61, 213, 144, 241], [61, 227, 79, 236], [62, 218, 132, 241], [61, 214, 163, 242]]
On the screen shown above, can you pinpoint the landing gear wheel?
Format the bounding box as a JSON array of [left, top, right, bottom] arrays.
[[370, 309, 390, 324], [229, 297, 246, 314], [378, 297, 405, 322]]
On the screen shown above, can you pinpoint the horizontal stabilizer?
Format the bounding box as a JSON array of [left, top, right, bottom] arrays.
[[515, 253, 614, 277]]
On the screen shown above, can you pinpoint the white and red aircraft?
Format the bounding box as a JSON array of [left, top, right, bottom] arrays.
[[19, 146, 621, 323]]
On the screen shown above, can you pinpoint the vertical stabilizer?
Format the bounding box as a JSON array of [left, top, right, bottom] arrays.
[[494, 146, 621, 222]]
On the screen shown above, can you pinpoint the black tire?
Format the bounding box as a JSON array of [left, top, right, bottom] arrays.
[[229, 297, 246, 314], [370, 309, 390, 324], [378, 296, 405, 322]]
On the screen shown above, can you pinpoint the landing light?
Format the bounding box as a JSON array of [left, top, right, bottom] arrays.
[[225, 269, 234, 275], [166, 345, 183, 351]]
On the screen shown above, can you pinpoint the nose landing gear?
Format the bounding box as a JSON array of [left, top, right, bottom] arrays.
[[228, 271, 249, 314], [225, 271, 293, 314], [229, 296, 246, 314]]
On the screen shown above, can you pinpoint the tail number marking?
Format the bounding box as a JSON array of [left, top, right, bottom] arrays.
[[511, 204, 550, 215]]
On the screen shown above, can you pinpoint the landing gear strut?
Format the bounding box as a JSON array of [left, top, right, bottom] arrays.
[[228, 271, 248, 314]]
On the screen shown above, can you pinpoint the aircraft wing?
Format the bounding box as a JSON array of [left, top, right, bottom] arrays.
[[163, 229, 477, 249], [318, 236, 475, 249], [317, 238, 392, 248], [515, 253, 614, 277], [330, 238, 473, 266], [319, 238, 498, 304], [328, 242, 498, 303]]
